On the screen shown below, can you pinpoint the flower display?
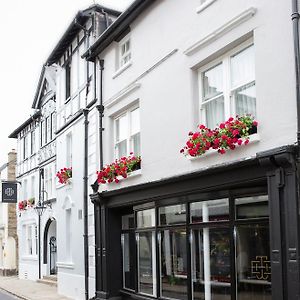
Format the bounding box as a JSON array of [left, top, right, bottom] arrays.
[[181, 115, 258, 157], [97, 153, 141, 184], [18, 198, 36, 212], [56, 167, 72, 184], [18, 200, 28, 211], [27, 197, 35, 207]]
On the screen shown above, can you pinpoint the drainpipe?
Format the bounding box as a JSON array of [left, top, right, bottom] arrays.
[[91, 58, 105, 300], [83, 109, 89, 300], [292, 0, 300, 145]]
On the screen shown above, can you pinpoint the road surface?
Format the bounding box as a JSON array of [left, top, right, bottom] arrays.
[[0, 290, 20, 300]]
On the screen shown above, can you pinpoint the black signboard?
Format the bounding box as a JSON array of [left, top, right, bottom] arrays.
[[2, 182, 17, 203]]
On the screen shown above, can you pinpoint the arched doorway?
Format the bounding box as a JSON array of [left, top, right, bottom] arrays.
[[43, 218, 57, 275]]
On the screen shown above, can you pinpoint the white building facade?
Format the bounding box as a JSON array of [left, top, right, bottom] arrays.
[[83, 1, 300, 300], [9, 1, 300, 300]]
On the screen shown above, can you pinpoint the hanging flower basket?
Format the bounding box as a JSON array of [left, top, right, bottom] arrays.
[[96, 153, 141, 184], [18, 200, 28, 211], [180, 115, 258, 157], [27, 197, 35, 207], [56, 167, 72, 184]]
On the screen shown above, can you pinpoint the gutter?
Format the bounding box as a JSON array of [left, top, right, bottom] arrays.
[[292, 0, 300, 146], [82, 0, 156, 61]]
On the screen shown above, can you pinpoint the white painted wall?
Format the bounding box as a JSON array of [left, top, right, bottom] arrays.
[[92, 0, 296, 193]]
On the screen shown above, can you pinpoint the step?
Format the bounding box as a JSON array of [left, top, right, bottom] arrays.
[[37, 277, 57, 287], [43, 275, 57, 282]]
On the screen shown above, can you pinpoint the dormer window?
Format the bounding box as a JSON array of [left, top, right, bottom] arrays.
[[119, 36, 131, 67]]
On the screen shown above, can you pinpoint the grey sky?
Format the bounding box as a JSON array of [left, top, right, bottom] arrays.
[[0, 0, 133, 164]]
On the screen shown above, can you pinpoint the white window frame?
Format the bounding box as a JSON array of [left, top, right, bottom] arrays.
[[66, 132, 73, 168], [197, 0, 217, 13], [119, 35, 131, 68], [114, 106, 140, 159], [26, 225, 34, 256], [198, 39, 255, 128]]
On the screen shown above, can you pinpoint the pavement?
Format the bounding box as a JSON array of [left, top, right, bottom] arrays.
[[0, 276, 73, 300]]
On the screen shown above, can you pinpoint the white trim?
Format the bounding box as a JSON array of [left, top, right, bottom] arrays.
[[106, 83, 141, 109], [196, 0, 217, 14], [113, 61, 132, 79], [184, 7, 257, 56], [21, 255, 38, 261], [56, 262, 75, 269]]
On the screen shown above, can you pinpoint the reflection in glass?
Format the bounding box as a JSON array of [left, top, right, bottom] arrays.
[[137, 209, 155, 228], [236, 195, 269, 220], [160, 229, 188, 300], [203, 96, 225, 129], [203, 63, 223, 100], [190, 199, 229, 223], [159, 205, 186, 226], [234, 82, 256, 117], [138, 231, 156, 296], [231, 45, 255, 89], [122, 214, 134, 230], [122, 232, 136, 290], [236, 224, 271, 300], [192, 227, 231, 300]]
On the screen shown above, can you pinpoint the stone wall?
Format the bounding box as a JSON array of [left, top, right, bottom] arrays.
[[7, 150, 18, 273]]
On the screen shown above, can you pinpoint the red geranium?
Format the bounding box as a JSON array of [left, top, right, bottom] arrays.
[[56, 167, 72, 184], [181, 115, 258, 157], [96, 154, 141, 185]]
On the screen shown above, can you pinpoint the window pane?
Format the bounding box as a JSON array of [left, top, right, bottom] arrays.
[[192, 227, 231, 300], [130, 108, 140, 135], [203, 96, 224, 129], [203, 63, 223, 100], [116, 140, 127, 159], [122, 214, 134, 230], [137, 209, 155, 228], [236, 195, 269, 220], [131, 133, 140, 156], [138, 231, 156, 296], [236, 223, 271, 300], [234, 82, 256, 117], [122, 232, 136, 290], [159, 204, 186, 226], [116, 114, 128, 142], [190, 199, 229, 223], [231, 45, 255, 88], [160, 229, 188, 300]]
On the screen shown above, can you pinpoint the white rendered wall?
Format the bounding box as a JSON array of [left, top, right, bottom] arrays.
[[92, 0, 296, 193]]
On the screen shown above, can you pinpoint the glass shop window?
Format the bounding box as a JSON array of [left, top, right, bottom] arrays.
[[122, 214, 135, 291], [159, 204, 186, 226], [190, 198, 229, 223], [160, 228, 188, 300]]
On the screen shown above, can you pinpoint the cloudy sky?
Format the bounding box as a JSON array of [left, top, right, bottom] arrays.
[[0, 0, 133, 164]]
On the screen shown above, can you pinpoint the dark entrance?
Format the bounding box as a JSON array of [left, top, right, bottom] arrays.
[[49, 236, 57, 275]]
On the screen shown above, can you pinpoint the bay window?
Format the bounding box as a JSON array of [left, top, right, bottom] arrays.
[[114, 107, 140, 159], [199, 41, 256, 129]]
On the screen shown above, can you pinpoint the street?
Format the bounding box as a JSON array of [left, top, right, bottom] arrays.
[[0, 290, 20, 300]]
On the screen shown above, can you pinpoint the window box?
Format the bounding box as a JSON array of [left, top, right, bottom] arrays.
[[97, 154, 141, 184], [181, 115, 258, 157]]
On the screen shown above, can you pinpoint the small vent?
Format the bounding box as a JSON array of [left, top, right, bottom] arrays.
[[24, 272, 28, 279], [78, 209, 83, 220]]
